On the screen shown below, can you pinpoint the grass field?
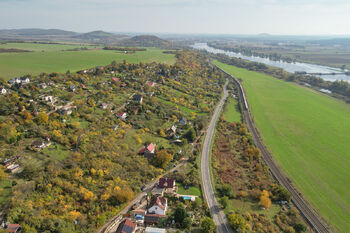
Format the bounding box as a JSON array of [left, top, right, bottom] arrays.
[[0, 43, 176, 79], [215, 60, 350, 233], [177, 183, 201, 196], [223, 96, 241, 123]]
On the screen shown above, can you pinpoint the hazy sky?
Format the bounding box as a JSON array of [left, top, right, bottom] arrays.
[[1, 0, 349, 35]]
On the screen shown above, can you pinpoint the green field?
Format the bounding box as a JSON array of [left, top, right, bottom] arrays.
[[223, 96, 241, 123], [0, 43, 176, 79], [215, 60, 350, 233]]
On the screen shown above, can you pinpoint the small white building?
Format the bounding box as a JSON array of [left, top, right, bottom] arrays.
[[117, 112, 127, 120], [145, 227, 166, 233], [0, 88, 7, 95]]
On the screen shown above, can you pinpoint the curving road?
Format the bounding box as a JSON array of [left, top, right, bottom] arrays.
[[201, 79, 233, 233], [216, 66, 330, 233]]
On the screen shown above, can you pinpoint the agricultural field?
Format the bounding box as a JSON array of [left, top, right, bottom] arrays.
[[215, 60, 350, 233], [0, 42, 176, 79]]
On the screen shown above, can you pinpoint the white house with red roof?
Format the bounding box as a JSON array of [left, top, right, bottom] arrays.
[[117, 112, 127, 120], [148, 196, 168, 215], [139, 143, 156, 158]]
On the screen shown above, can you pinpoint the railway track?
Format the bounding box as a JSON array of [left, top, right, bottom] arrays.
[[216, 66, 331, 233]]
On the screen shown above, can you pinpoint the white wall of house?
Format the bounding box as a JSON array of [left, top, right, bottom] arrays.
[[148, 205, 167, 215]]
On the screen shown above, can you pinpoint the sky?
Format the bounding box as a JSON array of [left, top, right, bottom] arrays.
[[1, 0, 350, 35]]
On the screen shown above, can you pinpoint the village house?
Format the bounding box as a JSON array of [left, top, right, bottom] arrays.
[[112, 77, 120, 83], [116, 219, 136, 233], [138, 143, 155, 159], [101, 103, 108, 110], [58, 105, 75, 115], [132, 94, 143, 104], [145, 81, 157, 87], [178, 117, 187, 126], [158, 178, 177, 195], [38, 83, 48, 89], [0, 87, 7, 95], [132, 209, 146, 225], [117, 112, 127, 120], [69, 85, 76, 92], [5, 223, 21, 233], [167, 125, 177, 137], [147, 196, 167, 215], [31, 138, 51, 151], [40, 95, 56, 104]]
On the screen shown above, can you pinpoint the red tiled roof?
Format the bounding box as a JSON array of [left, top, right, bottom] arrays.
[[149, 196, 167, 210], [158, 178, 175, 188], [112, 78, 120, 82], [118, 112, 126, 117], [147, 143, 155, 152]]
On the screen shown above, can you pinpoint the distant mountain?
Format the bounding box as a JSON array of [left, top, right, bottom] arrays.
[[0, 28, 78, 37], [118, 35, 171, 47], [73, 30, 120, 40]]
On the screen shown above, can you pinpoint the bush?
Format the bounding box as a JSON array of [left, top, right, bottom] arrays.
[[217, 184, 235, 199]]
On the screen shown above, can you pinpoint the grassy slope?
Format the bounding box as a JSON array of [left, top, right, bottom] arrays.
[[223, 97, 241, 123], [0, 44, 175, 79], [214, 60, 350, 233]]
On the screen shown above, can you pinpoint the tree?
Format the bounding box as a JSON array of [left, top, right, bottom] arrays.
[[259, 190, 271, 208], [228, 213, 246, 232], [152, 150, 172, 168], [184, 128, 196, 142], [183, 217, 192, 229], [217, 184, 235, 199], [37, 112, 49, 125], [220, 196, 229, 209], [294, 223, 307, 233], [173, 206, 187, 224], [200, 217, 215, 233]]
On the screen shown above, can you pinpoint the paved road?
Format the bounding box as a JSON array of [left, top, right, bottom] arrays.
[[201, 79, 233, 233], [98, 159, 188, 233], [217, 66, 330, 233]]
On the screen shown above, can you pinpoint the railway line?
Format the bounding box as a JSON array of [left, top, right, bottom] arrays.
[[216, 66, 331, 233]]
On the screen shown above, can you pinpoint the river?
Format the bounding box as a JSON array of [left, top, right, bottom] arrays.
[[192, 43, 350, 82]]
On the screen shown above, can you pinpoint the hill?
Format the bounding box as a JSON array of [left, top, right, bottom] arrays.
[[0, 28, 77, 39], [72, 30, 128, 41], [119, 35, 171, 48]]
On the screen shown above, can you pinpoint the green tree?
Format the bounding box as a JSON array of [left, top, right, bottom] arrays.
[[36, 112, 49, 125], [200, 217, 215, 233], [173, 206, 187, 225], [217, 184, 235, 199], [220, 196, 229, 209], [294, 223, 307, 233]]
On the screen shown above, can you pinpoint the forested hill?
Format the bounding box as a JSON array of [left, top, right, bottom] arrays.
[[118, 35, 172, 48], [0, 50, 225, 232]]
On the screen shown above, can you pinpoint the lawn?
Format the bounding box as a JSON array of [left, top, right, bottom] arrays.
[[177, 183, 201, 196], [215, 60, 350, 233], [42, 143, 71, 161], [223, 96, 241, 123], [0, 44, 176, 79]]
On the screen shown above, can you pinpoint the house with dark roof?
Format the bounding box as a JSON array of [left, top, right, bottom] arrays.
[[147, 196, 167, 215], [158, 178, 177, 195], [31, 138, 51, 151], [116, 219, 136, 233], [132, 94, 143, 104]]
